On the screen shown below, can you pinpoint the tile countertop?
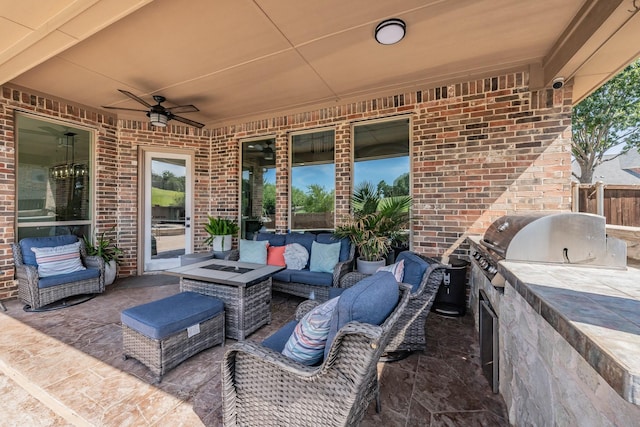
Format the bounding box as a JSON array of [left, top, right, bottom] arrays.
[[498, 261, 640, 406]]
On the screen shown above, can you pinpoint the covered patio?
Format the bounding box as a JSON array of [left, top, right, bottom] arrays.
[[2, 1, 640, 425], [0, 276, 507, 426]]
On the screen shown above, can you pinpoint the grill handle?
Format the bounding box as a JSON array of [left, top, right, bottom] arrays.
[[481, 239, 506, 257]]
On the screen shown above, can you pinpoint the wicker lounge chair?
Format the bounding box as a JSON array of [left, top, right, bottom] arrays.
[[340, 251, 445, 357], [11, 235, 105, 310], [221, 278, 411, 426]]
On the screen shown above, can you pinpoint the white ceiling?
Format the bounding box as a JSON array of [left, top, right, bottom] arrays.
[[2, 0, 639, 129]]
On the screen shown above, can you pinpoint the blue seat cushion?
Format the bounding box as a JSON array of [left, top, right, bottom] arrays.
[[256, 232, 286, 247], [272, 269, 294, 283], [38, 267, 100, 289], [262, 320, 298, 352], [290, 270, 332, 287], [396, 251, 429, 292], [19, 235, 79, 267], [121, 292, 224, 340], [324, 271, 398, 359], [316, 233, 351, 262]]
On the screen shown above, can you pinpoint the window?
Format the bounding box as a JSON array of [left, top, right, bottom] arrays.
[[353, 118, 410, 197], [353, 118, 411, 248], [16, 114, 93, 240], [241, 138, 276, 238], [291, 129, 335, 231]]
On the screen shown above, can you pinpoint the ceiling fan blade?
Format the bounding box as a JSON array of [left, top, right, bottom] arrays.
[[171, 114, 205, 129], [118, 89, 152, 108], [165, 104, 199, 114], [102, 106, 149, 112]]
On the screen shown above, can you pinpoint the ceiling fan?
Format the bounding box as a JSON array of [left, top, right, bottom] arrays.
[[102, 89, 205, 129]]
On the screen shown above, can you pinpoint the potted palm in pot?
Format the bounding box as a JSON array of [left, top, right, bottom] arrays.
[[82, 228, 123, 285], [204, 216, 239, 252], [335, 182, 412, 274]]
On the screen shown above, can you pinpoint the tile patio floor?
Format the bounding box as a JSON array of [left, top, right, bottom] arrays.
[[0, 274, 509, 426]]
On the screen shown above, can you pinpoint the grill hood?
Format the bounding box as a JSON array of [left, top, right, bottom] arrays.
[[481, 212, 627, 269]]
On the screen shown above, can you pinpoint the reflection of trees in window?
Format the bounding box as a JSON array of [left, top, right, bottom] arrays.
[[152, 170, 185, 192], [377, 172, 409, 197], [291, 130, 335, 230]]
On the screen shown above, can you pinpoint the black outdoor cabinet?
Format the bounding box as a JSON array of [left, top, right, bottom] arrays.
[[432, 256, 469, 316]]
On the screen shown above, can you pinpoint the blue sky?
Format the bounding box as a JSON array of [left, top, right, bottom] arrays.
[[265, 156, 409, 191]]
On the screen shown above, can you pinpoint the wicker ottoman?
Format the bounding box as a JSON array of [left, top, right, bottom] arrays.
[[121, 291, 225, 383]]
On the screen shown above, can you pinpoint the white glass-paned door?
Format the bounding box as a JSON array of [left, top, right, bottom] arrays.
[[143, 151, 193, 271]]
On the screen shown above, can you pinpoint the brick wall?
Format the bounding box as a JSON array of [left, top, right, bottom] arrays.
[[0, 70, 572, 300]]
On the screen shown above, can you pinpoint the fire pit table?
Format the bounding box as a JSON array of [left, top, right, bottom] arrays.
[[166, 259, 284, 340]]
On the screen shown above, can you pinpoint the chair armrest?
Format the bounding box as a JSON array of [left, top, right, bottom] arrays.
[[83, 255, 105, 272], [225, 249, 240, 261], [331, 244, 355, 287], [295, 299, 321, 320], [339, 271, 369, 289]]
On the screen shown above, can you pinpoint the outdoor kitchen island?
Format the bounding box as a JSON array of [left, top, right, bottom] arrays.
[[467, 235, 640, 426]]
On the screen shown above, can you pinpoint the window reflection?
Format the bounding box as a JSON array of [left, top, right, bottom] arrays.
[[16, 115, 92, 240], [241, 138, 276, 238], [291, 130, 335, 231]]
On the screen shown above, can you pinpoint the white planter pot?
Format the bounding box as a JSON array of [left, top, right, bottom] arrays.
[[356, 257, 386, 275], [104, 260, 117, 285], [211, 235, 232, 252]]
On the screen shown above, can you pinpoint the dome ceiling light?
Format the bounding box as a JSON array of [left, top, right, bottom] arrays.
[[374, 18, 406, 45]]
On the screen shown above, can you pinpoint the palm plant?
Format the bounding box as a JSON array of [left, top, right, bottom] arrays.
[[204, 216, 239, 248], [82, 228, 123, 264], [335, 182, 412, 262]]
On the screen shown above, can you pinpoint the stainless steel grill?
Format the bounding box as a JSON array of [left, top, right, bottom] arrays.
[[480, 212, 627, 269]]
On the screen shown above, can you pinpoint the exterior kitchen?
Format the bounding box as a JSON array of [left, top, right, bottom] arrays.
[[467, 213, 640, 425]]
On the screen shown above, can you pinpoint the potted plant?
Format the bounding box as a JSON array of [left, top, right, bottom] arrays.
[[82, 228, 123, 285], [204, 216, 239, 252], [335, 182, 412, 274]]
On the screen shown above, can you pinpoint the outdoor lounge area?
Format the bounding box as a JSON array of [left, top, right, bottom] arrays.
[[2, 1, 640, 426], [0, 275, 508, 426]]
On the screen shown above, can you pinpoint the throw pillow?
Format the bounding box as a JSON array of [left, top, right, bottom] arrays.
[[284, 243, 308, 270], [31, 241, 86, 278], [282, 297, 339, 365], [267, 245, 286, 267], [377, 259, 405, 282], [239, 239, 268, 264], [309, 241, 341, 273]]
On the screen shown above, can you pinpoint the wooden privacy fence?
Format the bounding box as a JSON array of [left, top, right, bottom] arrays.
[[572, 182, 640, 227]]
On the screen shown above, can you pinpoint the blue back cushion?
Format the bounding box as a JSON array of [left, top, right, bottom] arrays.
[[19, 235, 79, 267], [324, 271, 398, 359], [316, 233, 351, 262], [256, 232, 286, 247], [396, 251, 429, 292]]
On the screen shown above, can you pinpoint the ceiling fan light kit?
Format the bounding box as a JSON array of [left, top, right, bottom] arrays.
[[148, 112, 168, 127]]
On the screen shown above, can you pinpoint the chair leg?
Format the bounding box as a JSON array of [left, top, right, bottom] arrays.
[[375, 390, 381, 413], [0, 300, 5, 311]]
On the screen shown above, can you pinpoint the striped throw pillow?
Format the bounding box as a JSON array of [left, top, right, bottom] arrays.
[[376, 259, 405, 282], [31, 241, 86, 278], [282, 297, 339, 365]]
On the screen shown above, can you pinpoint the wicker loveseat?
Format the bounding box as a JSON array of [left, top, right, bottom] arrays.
[[222, 272, 411, 426], [340, 251, 445, 357], [253, 231, 355, 301], [11, 235, 105, 310]]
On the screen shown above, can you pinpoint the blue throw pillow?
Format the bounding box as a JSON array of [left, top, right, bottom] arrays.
[[239, 239, 268, 264], [396, 252, 429, 292], [309, 241, 341, 273], [282, 297, 339, 365]]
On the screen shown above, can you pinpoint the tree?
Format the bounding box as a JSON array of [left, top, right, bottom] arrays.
[[572, 59, 640, 183], [302, 184, 334, 213]]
